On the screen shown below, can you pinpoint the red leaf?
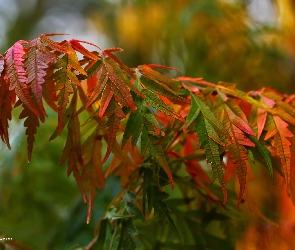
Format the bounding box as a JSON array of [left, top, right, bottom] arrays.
[[24, 38, 55, 115], [5, 41, 40, 117], [99, 84, 114, 117], [70, 39, 100, 60], [19, 104, 40, 162], [0, 76, 12, 149], [86, 66, 108, 108], [142, 64, 180, 71]]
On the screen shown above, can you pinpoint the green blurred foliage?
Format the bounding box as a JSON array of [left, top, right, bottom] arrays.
[[0, 0, 295, 249]]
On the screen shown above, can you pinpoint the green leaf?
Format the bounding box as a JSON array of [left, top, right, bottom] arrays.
[[195, 113, 227, 203], [185, 94, 200, 128], [122, 109, 144, 149], [96, 219, 108, 249], [127, 202, 146, 222], [157, 200, 182, 244], [106, 206, 134, 220], [127, 218, 138, 236], [124, 234, 136, 250], [142, 89, 185, 122], [248, 135, 273, 179], [141, 127, 174, 188], [191, 92, 230, 140], [140, 75, 188, 104]]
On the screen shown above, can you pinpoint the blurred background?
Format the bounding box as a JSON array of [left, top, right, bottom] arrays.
[[0, 0, 295, 249]]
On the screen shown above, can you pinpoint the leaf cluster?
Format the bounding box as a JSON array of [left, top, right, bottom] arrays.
[[1, 34, 295, 248]]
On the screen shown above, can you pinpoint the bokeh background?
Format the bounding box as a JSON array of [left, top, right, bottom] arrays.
[[0, 0, 295, 249]]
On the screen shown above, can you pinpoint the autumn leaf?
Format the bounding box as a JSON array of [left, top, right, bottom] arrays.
[[19, 104, 40, 162], [141, 127, 174, 189], [50, 42, 87, 133], [102, 98, 126, 163], [5, 41, 40, 117], [142, 89, 185, 122], [265, 115, 293, 194], [0, 75, 12, 149], [24, 37, 55, 115], [70, 39, 100, 60], [81, 132, 105, 223], [195, 113, 227, 203], [59, 92, 84, 175]]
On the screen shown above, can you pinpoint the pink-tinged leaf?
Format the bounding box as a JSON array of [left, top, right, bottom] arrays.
[[0, 54, 4, 75], [5, 41, 40, 118], [86, 66, 108, 108], [70, 39, 99, 60], [24, 38, 55, 115], [225, 105, 255, 136], [0, 76, 12, 149], [19, 104, 40, 162]]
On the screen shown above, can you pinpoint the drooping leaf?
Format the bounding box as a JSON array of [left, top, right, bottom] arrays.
[[5, 41, 40, 117], [86, 65, 108, 108], [248, 135, 273, 179], [96, 219, 108, 249], [124, 234, 136, 250], [151, 186, 182, 243], [214, 96, 253, 205], [0, 75, 12, 149], [122, 109, 144, 149], [195, 113, 227, 203], [24, 37, 55, 115], [50, 42, 87, 133], [103, 57, 137, 110], [265, 115, 293, 194], [102, 99, 126, 163], [19, 104, 40, 162], [126, 202, 146, 223], [81, 132, 105, 223], [122, 94, 145, 149], [59, 91, 84, 171], [141, 127, 174, 188], [191, 92, 230, 140], [185, 94, 200, 129]]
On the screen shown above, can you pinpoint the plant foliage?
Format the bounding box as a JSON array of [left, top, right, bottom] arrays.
[[1, 34, 295, 248]]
